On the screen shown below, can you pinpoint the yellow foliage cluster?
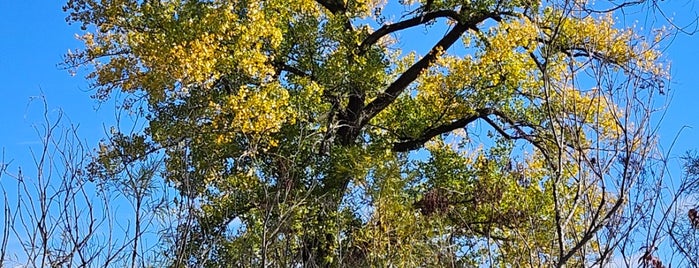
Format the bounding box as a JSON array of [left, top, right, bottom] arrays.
[[209, 83, 295, 145], [127, 1, 284, 95]]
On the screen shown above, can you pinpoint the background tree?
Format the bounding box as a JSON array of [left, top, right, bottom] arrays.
[[63, 0, 670, 266], [0, 97, 169, 268], [638, 152, 699, 268]]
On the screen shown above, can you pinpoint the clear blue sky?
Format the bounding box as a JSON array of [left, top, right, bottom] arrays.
[[0, 0, 698, 264], [0, 1, 118, 158]]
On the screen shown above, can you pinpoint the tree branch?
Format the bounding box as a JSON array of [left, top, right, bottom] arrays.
[[314, 0, 345, 14], [358, 10, 460, 54], [314, 0, 353, 33], [390, 107, 547, 154], [360, 23, 470, 127], [360, 12, 500, 129], [273, 61, 315, 80], [392, 109, 492, 152], [481, 111, 555, 167]]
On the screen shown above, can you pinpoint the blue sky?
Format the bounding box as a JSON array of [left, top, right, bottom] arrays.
[[0, 1, 115, 157], [0, 0, 698, 265]]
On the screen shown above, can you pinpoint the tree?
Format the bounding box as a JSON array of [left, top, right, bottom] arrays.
[[0, 97, 166, 268], [641, 152, 699, 268], [63, 0, 669, 266]]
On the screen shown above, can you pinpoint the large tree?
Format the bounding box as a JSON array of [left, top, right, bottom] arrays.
[[64, 0, 668, 266]]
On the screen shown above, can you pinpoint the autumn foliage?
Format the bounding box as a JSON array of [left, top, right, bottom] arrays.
[[63, 0, 668, 266]]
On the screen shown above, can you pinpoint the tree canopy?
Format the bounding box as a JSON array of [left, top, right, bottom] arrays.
[[64, 0, 668, 266]]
